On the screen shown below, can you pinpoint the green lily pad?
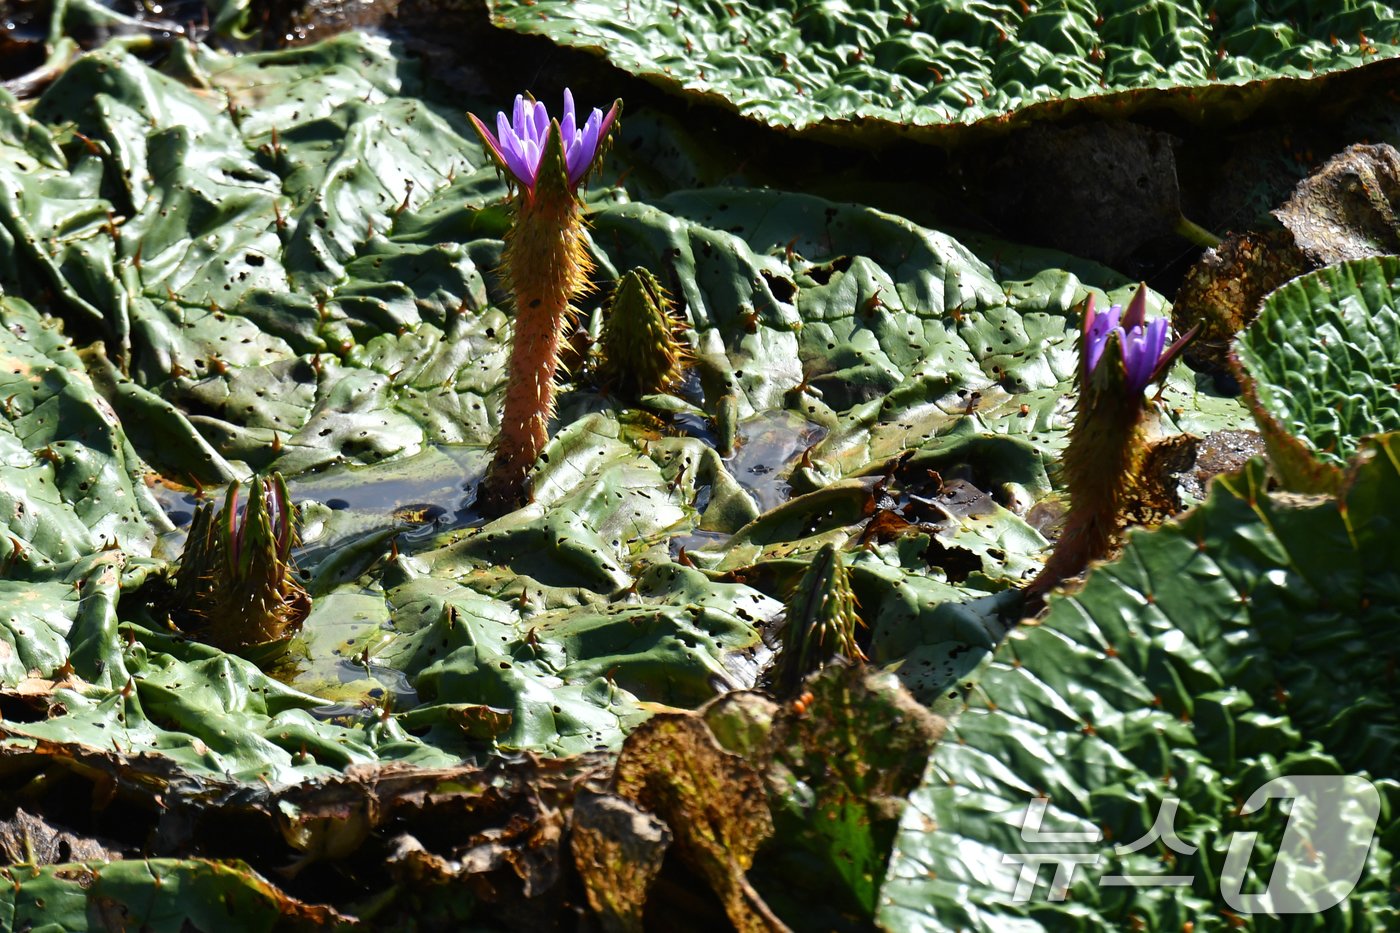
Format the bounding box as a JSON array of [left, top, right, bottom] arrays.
[[0, 297, 167, 569], [486, 0, 1400, 139], [0, 857, 345, 932], [1234, 255, 1400, 491], [879, 436, 1400, 931]]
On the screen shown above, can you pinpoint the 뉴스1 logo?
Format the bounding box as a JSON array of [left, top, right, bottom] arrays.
[[1001, 775, 1381, 914]]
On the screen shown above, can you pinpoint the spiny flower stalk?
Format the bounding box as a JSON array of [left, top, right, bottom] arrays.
[[173, 474, 310, 660], [597, 267, 690, 398], [773, 543, 867, 696], [1027, 286, 1194, 605], [468, 90, 621, 516]]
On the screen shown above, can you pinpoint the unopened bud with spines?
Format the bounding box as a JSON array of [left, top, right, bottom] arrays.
[[173, 474, 310, 661], [774, 543, 866, 696], [597, 268, 689, 399]]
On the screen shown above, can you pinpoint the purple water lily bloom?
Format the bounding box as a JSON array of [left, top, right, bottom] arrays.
[[470, 89, 619, 191], [1082, 287, 1192, 394]]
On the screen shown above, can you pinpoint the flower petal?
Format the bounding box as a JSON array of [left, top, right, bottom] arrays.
[[568, 114, 598, 183], [1119, 317, 1168, 392], [1084, 300, 1121, 375], [531, 100, 549, 142], [560, 110, 580, 178], [1135, 317, 1170, 390], [1150, 324, 1199, 385], [596, 100, 621, 151], [520, 136, 540, 185], [469, 112, 510, 175], [1121, 283, 1149, 331]]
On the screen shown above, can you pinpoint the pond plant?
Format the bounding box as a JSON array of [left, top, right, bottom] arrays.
[[597, 266, 690, 399], [772, 542, 866, 696], [1, 3, 1400, 929], [1027, 287, 1195, 603], [468, 91, 621, 515], [171, 474, 309, 659]]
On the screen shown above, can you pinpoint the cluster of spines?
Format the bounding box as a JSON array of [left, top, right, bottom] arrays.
[[774, 543, 867, 696], [173, 474, 310, 658], [596, 267, 690, 399]]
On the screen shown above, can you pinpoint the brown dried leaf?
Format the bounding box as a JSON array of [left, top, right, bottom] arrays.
[[1274, 143, 1400, 265], [612, 715, 787, 932], [1176, 143, 1400, 378], [1172, 228, 1307, 373], [758, 666, 946, 914], [1133, 430, 1267, 518], [0, 807, 115, 866], [571, 790, 672, 933]]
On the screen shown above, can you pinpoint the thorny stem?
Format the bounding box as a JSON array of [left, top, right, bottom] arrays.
[[469, 93, 617, 516], [1025, 388, 1146, 607], [477, 178, 591, 515], [1024, 285, 1192, 611]]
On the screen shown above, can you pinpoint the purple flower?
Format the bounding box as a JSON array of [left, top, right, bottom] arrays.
[[470, 90, 619, 192], [1084, 302, 1120, 375], [1082, 286, 1192, 394], [1119, 317, 1170, 392]]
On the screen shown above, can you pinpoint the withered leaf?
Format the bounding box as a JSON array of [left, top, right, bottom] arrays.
[[762, 665, 945, 915], [1172, 228, 1307, 374], [571, 790, 672, 933], [612, 715, 787, 932], [1275, 143, 1400, 265], [0, 807, 116, 866]]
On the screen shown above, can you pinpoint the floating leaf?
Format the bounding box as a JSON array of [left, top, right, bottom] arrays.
[[1234, 255, 1400, 490], [486, 0, 1400, 138], [880, 437, 1400, 930], [0, 858, 347, 932]]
